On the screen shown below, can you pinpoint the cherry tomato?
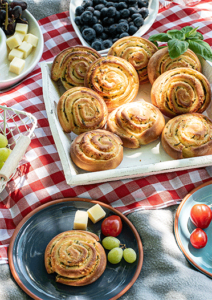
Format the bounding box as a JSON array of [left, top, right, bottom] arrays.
[[101, 215, 122, 237], [190, 228, 207, 249], [190, 204, 212, 229]]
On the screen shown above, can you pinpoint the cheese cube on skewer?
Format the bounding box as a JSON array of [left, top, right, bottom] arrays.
[[8, 49, 24, 61], [18, 41, 33, 59], [24, 33, 38, 47], [73, 210, 88, 230], [15, 23, 28, 35], [9, 57, 25, 75]]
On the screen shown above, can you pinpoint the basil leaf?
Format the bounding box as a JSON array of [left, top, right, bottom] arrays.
[[168, 39, 189, 59], [181, 26, 194, 34], [148, 33, 170, 43], [187, 32, 204, 40], [167, 30, 185, 40], [188, 40, 212, 61]]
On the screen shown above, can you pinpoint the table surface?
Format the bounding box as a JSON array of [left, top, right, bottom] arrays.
[[1, 1, 212, 300]]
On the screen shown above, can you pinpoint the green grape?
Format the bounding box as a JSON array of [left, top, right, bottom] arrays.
[[0, 148, 11, 163], [108, 247, 123, 264], [0, 134, 8, 148], [102, 236, 120, 250], [123, 248, 137, 263], [0, 161, 4, 169]]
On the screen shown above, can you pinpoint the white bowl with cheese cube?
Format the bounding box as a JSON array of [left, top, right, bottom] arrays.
[[0, 10, 44, 90]]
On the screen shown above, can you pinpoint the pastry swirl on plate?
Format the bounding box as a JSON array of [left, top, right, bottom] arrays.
[[151, 68, 211, 118], [45, 230, 106, 286], [108, 37, 158, 84], [148, 47, 202, 85], [107, 101, 165, 148], [70, 129, 123, 171], [51, 46, 101, 90], [84, 56, 139, 112], [57, 87, 108, 135], [161, 113, 212, 159]]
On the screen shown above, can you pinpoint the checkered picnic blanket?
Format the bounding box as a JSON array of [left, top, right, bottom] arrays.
[[0, 0, 212, 263]]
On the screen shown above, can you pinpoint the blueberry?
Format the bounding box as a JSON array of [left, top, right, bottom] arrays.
[[103, 26, 110, 34], [128, 0, 137, 4], [75, 6, 84, 16], [101, 0, 107, 4], [101, 39, 113, 49], [100, 7, 108, 18], [138, 0, 149, 8], [114, 3, 119, 8], [117, 2, 127, 10], [132, 13, 141, 20], [82, 27, 96, 42], [120, 9, 130, 19], [109, 24, 118, 37], [91, 16, 99, 25], [101, 32, 108, 39], [93, 23, 104, 35], [117, 22, 129, 33], [94, 10, 101, 18], [80, 25, 89, 33], [129, 7, 137, 15], [107, 6, 116, 17], [134, 17, 144, 27], [74, 16, 82, 26], [129, 21, 134, 27], [92, 40, 102, 50], [119, 19, 128, 23], [114, 10, 121, 22], [139, 7, 149, 19], [102, 17, 114, 25], [95, 4, 105, 10], [128, 25, 138, 35], [82, 0, 93, 9], [80, 11, 93, 24], [106, 2, 115, 7], [120, 32, 129, 38], [113, 37, 119, 43], [86, 7, 94, 12]]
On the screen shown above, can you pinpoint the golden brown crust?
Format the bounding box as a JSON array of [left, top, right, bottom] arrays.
[[151, 68, 211, 118], [57, 87, 108, 135], [108, 37, 158, 84], [161, 113, 212, 159], [70, 129, 123, 171], [84, 56, 139, 112], [107, 101, 165, 148], [148, 47, 202, 85], [51, 46, 101, 90], [44, 230, 106, 286]]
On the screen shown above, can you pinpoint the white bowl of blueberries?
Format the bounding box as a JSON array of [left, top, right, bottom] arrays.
[[70, 0, 159, 54]]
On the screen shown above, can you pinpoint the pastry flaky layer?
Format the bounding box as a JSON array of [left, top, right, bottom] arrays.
[[108, 37, 158, 84], [147, 47, 202, 85], [84, 56, 139, 112], [57, 87, 108, 135], [45, 230, 107, 286], [161, 113, 212, 159], [107, 101, 165, 148], [151, 68, 211, 118], [51, 45, 101, 90], [70, 129, 123, 171]]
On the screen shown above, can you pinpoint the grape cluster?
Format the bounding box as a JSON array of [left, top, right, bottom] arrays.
[[0, 0, 28, 35], [74, 0, 149, 51]]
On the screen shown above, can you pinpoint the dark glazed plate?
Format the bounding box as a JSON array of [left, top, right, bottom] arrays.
[[174, 180, 212, 277], [9, 198, 143, 300]]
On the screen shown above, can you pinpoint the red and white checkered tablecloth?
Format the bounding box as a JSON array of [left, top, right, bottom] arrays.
[[0, 0, 212, 264]]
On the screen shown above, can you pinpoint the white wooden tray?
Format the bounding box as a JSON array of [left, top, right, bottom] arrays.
[[41, 59, 212, 186]]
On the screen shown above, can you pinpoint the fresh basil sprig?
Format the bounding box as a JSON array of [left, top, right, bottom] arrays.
[[149, 26, 212, 62]]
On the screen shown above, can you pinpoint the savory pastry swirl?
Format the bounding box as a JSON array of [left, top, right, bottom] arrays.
[[70, 129, 123, 171], [108, 37, 158, 84], [57, 87, 108, 135], [45, 230, 106, 286], [161, 113, 212, 159], [148, 47, 202, 85], [107, 101, 165, 148], [84, 56, 139, 112], [151, 68, 211, 118], [51, 46, 101, 90]]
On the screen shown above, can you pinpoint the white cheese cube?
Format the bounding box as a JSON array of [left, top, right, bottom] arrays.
[[6, 35, 22, 50], [15, 23, 28, 35], [18, 41, 33, 59], [87, 204, 106, 224], [24, 33, 38, 47], [8, 48, 24, 61], [14, 32, 26, 42], [9, 57, 25, 75], [73, 210, 88, 230]]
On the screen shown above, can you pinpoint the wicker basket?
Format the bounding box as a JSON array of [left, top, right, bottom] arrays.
[[0, 105, 37, 193]]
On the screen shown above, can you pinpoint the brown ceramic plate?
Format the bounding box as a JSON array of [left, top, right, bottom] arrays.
[[174, 180, 212, 277], [8, 198, 143, 300]]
